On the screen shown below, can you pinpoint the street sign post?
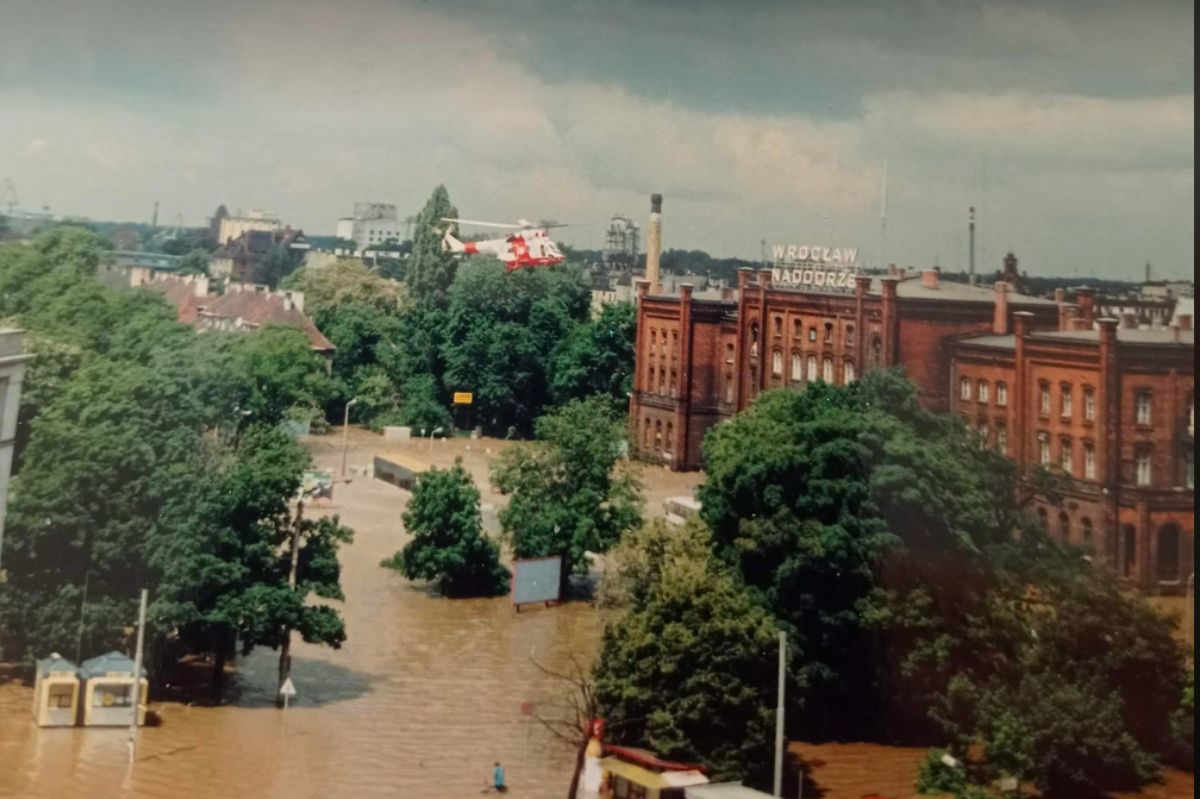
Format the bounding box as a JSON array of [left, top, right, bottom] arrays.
[[452, 392, 473, 405]]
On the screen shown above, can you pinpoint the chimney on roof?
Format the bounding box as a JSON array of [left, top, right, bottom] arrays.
[[921, 269, 939, 289], [645, 194, 663, 294], [993, 281, 1010, 334], [1178, 313, 1192, 331], [1075, 287, 1095, 326], [1120, 312, 1137, 329]]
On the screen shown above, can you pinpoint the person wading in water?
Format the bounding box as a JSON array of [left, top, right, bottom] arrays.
[[492, 762, 507, 793]]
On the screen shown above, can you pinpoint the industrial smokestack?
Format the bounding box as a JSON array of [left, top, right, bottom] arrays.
[[646, 193, 663, 294], [968, 206, 976, 282]]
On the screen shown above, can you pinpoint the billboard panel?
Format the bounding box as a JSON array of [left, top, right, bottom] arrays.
[[512, 556, 562, 606], [300, 469, 333, 501]]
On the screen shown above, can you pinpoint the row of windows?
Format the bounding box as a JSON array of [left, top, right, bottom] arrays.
[[1034, 433, 1194, 488], [768, 316, 855, 347], [641, 418, 674, 454], [646, 328, 679, 359], [769, 351, 856, 384], [1039, 512, 1187, 583], [960, 378, 1010, 407]]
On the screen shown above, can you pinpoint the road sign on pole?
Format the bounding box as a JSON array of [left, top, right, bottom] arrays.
[[452, 392, 473, 405]]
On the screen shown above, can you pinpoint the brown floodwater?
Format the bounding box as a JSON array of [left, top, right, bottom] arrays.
[[0, 430, 619, 799], [0, 430, 1190, 798]]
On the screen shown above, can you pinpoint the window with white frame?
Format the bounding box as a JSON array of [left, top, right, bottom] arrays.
[[1060, 384, 1072, 418], [1038, 433, 1051, 465], [1135, 391, 1151, 425], [1039, 383, 1051, 415], [961, 378, 972, 401], [791, 352, 802, 381], [844, 360, 855, 384], [1084, 386, 1095, 421], [1084, 442, 1096, 479], [996, 423, 1008, 453], [1060, 438, 1073, 474], [978, 421, 989, 445], [978, 380, 989, 403], [807, 355, 817, 381], [996, 381, 1008, 406], [808, 327, 817, 342], [771, 350, 783, 377], [823, 357, 834, 383], [1136, 448, 1152, 486]]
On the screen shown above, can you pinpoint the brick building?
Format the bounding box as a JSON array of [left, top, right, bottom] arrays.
[[949, 303, 1193, 594], [629, 263, 1194, 593], [630, 263, 1056, 471]]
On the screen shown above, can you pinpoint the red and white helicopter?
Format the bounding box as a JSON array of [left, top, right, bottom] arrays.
[[439, 217, 568, 272]]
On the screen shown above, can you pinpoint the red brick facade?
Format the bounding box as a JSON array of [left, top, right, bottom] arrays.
[[950, 314, 1194, 594], [629, 266, 1194, 593]]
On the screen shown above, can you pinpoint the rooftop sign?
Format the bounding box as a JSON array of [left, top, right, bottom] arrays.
[[770, 243, 860, 293]]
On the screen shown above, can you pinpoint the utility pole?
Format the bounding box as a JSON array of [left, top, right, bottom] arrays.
[[968, 207, 976, 283], [128, 588, 148, 765], [151, 201, 159, 229], [774, 630, 786, 796], [277, 498, 303, 706], [340, 397, 359, 477]]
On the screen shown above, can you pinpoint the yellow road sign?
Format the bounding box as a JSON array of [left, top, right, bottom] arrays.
[[453, 392, 473, 405]]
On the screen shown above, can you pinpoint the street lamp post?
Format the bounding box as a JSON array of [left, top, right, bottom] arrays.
[[76, 569, 100, 664], [429, 426, 444, 461], [340, 397, 359, 477]]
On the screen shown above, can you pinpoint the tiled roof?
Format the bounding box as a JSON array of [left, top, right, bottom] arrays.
[[201, 286, 334, 352]]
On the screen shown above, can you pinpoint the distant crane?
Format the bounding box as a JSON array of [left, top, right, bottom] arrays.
[[0, 179, 17, 216]]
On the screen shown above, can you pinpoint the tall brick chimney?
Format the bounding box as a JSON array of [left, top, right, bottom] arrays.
[[921, 268, 940, 289], [993, 280, 1010, 334], [645, 194, 662, 294], [1075, 287, 1095, 326]]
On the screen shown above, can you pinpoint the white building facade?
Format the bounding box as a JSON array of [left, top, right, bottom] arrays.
[[217, 210, 281, 245], [336, 202, 405, 247], [0, 329, 31, 578]]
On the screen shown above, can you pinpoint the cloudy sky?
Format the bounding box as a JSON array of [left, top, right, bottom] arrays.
[[1, 0, 1193, 278]]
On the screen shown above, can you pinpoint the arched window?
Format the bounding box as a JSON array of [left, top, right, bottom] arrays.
[[773, 316, 783, 337], [771, 350, 783, 377], [725, 343, 735, 364], [1122, 525, 1137, 578], [996, 381, 1008, 406], [1058, 511, 1071, 543], [659, 369, 667, 396], [824, 322, 834, 342], [1080, 517, 1093, 551], [846, 325, 855, 347], [792, 319, 802, 339], [724, 373, 734, 404], [808, 327, 818, 342], [844, 360, 855, 384], [654, 420, 662, 451], [1157, 524, 1181, 582], [869, 337, 882, 368], [1136, 447, 1152, 486], [791, 352, 802, 382], [822, 357, 834, 383], [749, 322, 759, 358], [807, 355, 817, 381], [665, 422, 674, 454], [643, 418, 651, 447]]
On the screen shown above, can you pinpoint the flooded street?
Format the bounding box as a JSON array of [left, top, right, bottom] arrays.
[[0, 429, 1190, 798], [0, 429, 664, 799]]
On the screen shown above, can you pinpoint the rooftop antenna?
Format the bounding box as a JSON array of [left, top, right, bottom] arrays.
[[968, 206, 976, 283], [880, 160, 888, 269], [0, 178, 17, 216]]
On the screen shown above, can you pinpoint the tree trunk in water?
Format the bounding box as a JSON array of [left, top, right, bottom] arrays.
[[566, 730, 588, 799]]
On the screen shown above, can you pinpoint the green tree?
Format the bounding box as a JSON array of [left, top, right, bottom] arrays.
[[594, 519, 780, 785], [176, 248, 211, 276], [282, 260, 407, 316], [442, 261, 591, 435], [550, 300, 636, 411], [397, 374, 453, 433], [492, 396, 642, 598], [383, 460, 508, 597], [407, 185, 460, 307], [226, 325, 335, 425]]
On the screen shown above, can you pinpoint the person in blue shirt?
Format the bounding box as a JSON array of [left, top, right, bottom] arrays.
[[493, 762, 507, 792]]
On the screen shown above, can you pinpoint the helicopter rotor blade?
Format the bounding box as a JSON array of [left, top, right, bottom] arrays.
[[440, 217, 524, 230]]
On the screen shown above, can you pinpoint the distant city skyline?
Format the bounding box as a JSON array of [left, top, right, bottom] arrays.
[[0, 0, 1193, 280]]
